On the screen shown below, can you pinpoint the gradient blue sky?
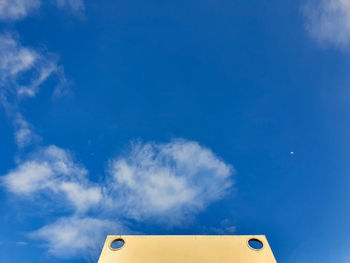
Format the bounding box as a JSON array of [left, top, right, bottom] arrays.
[[1, 0, 350, 262]]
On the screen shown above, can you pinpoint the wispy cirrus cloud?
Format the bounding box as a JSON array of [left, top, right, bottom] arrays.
[[0, 7, 235, 259], [13, 113, 40, 148], [108, 140, 234, 223], [0, 10, 234, 257], [0, 33, 66, 147], [2, 145, 102, 213], [1, 139, 235, 258], [30, 216, 128, 260], [0, 0, 40, 21], [0, 33, 60, 99], [303, 0, 350, 49]]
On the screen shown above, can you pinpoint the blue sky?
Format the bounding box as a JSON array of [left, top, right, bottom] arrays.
[[1, 0, 350, 262]]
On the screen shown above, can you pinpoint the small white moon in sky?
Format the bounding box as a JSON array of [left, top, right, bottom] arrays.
[[290, 151, 294, 155]]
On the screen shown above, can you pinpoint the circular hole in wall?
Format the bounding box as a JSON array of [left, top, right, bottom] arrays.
[[110, 239, 125, 250], [248, 239, 263, 250]]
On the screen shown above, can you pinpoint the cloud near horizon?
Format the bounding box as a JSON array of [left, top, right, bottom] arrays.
[[303, 0, 350, 49], [29, 216, 127, 260], [1, 140, 235, 258]]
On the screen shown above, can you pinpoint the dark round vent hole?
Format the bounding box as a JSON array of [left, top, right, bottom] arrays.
[[110, 239, 125, 250], [248, 238, 263, 250]]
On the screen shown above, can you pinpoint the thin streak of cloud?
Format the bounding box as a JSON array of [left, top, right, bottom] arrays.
[[15, 241, 27, 246], [55, 0, 85, 13], [0, 33, 67, 147]]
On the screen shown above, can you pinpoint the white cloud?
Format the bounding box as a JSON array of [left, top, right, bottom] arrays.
[[1, 145, 102, 213], [55, 0, 85, 13], [2, 140, 234, 220], [0, 35, 37, 77], [13, 113, 40, 148], [0, 0, 40, 21], [3, 161, 53, 194], [0, 33, 59, 99], [0, 33, 67, 147], [59, 182, 103, 213], [108, 139, 234, 223], [2, 139, 235, 258], [210, 225, 237, 234], [209, 218, 237, 234], [15, 241, 27, 246], [0, 0, 85, 21], [303, 0, 350, 48], [30, 216, 127, 259], [225, 225, 237, 233]]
